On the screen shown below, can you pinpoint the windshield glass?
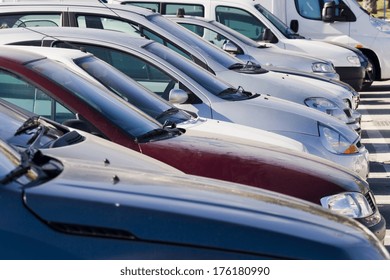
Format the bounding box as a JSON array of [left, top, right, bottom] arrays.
[[26, 58, 161, 138], [254, 4, 301, 38], [145, 42, 251, 99], [147, 14, 244, 69], [75, 55, 192, 124], [210, 20, 261, 48]]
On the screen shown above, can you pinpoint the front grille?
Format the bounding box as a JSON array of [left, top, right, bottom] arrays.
[[344, 108, 352, 118], [365, 192, 376, 212]]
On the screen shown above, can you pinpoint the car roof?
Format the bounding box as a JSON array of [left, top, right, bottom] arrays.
[[0, 26, 152, 50], [0, 44, 48, 63]]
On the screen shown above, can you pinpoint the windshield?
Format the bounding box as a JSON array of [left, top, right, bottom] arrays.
[[26, 58, 161, 138], [254, 4, 304, 39], [210, 20, 262, 48], [147, 14, 245, 69], [74, 55, 192, 124], [145, 42, 253, 100]]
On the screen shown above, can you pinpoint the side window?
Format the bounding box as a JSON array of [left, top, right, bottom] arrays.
[[179, 23, 233, 50], [0, 13, 61, 28], [0, 70, 75, 123], [164, 4, 204, 16], [142, 29, 193, 61], [295, 0, 322, 20], [123, 2, 160, 12], [55, 42, 177, 98], [215, 6, 265, 41], [76, 15, 142, 36]]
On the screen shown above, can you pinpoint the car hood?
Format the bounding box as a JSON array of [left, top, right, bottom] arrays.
[[281, 39, 359, 68], [23, 157, 388, 259], [43, 129, 183, 174], [216, 68, 352, 107], [176, 117, 307, 152], [210, 93, 359, 142]]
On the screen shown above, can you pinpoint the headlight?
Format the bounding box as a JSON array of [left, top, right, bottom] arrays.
[[321, 192, 373, 218], [319, 123, 358, 154], [305, 97, 348, 122], [370, 17, 390, 33], [347, 55, 360, 66], [312, 62, 336, 73]]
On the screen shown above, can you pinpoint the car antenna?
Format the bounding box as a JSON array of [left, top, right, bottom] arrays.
[[16, 26, 88, 53]]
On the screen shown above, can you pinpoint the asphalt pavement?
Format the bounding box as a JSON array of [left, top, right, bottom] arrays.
[[358, 80, 390, 250]]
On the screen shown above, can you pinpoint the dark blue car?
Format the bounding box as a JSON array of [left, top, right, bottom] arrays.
[[0, 100, 389, 260]]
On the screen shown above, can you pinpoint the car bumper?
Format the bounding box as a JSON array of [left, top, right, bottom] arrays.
[[335, 66, 365, 91], [357, 211, 386, 244]]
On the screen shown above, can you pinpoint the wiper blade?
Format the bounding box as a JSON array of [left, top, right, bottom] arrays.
[[228, 63, 244, 70], [0, 148, 36, 184], [217, 87, 237, 97], [155, 107, 180, 123], [15, 116, 40, 136], [136, 128, 170, 142]]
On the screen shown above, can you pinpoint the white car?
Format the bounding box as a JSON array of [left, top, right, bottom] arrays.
[[0, 27, 370, 178]]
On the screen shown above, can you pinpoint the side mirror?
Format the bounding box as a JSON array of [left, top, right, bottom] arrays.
[[222, 41, 239, 54], [262, 28, 278, 43], [169, 88, 189, 104], [290, 19, 299, 33], [322, 1, 336, 23]]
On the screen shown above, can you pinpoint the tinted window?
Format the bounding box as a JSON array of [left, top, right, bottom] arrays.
[[25, 58, 160, 138], [295, 0, 322, 19], [76, 14, 141, 35], [0, 69, 75, 123], [74, 55, 191, 123], [165, 4, 204, 16], [124, 2, 160, 12], [180, 23, 239, 51], [216, 6, 266, 41], [145, 43, 230, 98], [0, 13, 60, 28]]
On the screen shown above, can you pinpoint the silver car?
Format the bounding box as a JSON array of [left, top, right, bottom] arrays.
[[169, 15, 340, 80], [0, 1, 361, 133], [0, 27, 369, 178]]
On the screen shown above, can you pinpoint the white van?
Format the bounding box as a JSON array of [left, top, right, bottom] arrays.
[[252, 0, 390, 86], [109, 0, 367, 90]]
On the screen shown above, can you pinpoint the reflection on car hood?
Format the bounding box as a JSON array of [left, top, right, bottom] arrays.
[[177, 117, 307, 152], [24, 157, 388, 259]]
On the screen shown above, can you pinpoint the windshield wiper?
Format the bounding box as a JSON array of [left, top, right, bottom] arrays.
[[155, 107, 180, 123], [217, 87, 238, 96], [0, 148, 36, 184], [228, 63, 244, 70]]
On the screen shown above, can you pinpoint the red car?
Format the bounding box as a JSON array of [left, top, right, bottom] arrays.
[[0, 45, 385, 241]]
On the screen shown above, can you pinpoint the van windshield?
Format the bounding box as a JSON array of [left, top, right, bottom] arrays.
[[254, 4, 305, 39]]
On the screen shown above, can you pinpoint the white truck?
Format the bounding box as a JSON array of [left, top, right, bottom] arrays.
[[253, 0, 390, 87], [110, 0, 370, 90]]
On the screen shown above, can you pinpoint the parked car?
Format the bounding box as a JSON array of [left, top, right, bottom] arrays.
[[0, 27, 369, 177], [0, 45, 385, 241], [167, 14, 371, 92], [167, 14, 339, 79], [1, 112, 388, 259], [249, 0, 390, 90], [109, 0, 367, 90], [0, 1, 362, 133]]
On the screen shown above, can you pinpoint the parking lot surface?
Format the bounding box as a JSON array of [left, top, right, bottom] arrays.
[[359, 80, 390, 250]]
